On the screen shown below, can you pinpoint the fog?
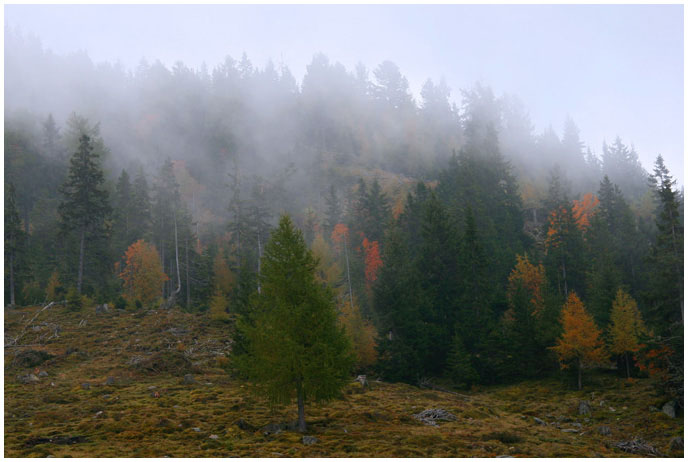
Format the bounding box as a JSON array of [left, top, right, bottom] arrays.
[[6, 5, 683, 181], [4, 4, 684, 239]]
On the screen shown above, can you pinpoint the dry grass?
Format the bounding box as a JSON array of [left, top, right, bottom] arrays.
[[4, 304, 683, 457]]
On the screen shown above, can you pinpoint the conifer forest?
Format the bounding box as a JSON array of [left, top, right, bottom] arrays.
[[4, 4, 684, 458]]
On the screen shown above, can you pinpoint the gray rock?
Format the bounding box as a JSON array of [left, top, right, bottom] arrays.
[[19, 374, 41, 384], [105, 376, 115, 386], [81, 382, 90, 390], [572, 422, 582, 429], [95, 304, 109, 314], [209, 434, 219, 440], [355, 375, 369, 388], [183, 374, 196, 385], [533, 417, 546, 426], [648, 406, 659, 412], [302, 436, 318, 445], [578, 400, 592, 415], [662, 401, 677, 418], [262, 422, 285, 436], [38, 371, 49, 378], [561, 428, 579, 433], [669, 436, 683, 451], [597, 425, 611, 436], [192, 427, 201, 432]]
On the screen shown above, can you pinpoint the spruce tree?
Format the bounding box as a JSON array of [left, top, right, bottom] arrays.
[[237, 215, 353, 432], [58, 134, 110, 294], [646, 155, 683, 327], [5, 182, 24, 306], [324, 184, 341, 236]]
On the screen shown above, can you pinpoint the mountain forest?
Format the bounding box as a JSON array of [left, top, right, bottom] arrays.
[[4, 29, 684, 457]]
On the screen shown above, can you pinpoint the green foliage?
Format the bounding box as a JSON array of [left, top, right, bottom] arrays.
[[66, 287, 83, 312], [645, 155, 683, 330], [447, 330, 479, 388], [114, 296, 127, 310], [236, 215, 354, 415], [209, 289, 230, 323]]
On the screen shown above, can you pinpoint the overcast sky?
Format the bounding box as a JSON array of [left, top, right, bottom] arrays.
[[4, 4, 684, 183]]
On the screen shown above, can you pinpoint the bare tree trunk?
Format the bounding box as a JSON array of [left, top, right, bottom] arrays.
[[562, 259, 568, 297], [344, 235, 353, 308], [77, 228, 85, 294], [257, 230, 262, 294], [9, 253, 15, 306], [185, 237, 190, 309], [23, 206, 30, 248], [296, 380, 307, 432], [161, 242, 165, 298], [173, 213, 181, 295]]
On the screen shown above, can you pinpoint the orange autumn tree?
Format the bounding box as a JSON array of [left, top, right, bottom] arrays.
[[572, 192, 599, 230], [340, 298, 378, 371], [507, 254, 546, 317], [550, 292, 607, 390], [119, 240, 168, 307], [213, 252, 235, 296], [362, 237, 383, 288], [608, 288, 647, 378]]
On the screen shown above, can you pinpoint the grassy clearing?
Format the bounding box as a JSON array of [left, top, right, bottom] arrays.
[[4, 304, 683, 457]]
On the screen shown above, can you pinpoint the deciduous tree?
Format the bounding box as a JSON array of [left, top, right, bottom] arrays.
[[237, 215, 353, 432], [550, 292, 606, 390], [608, 288, 646, 378], [119, 240, 168, 307]]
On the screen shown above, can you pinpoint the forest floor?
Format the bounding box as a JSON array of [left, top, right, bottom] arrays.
[[4, 303, 684, 458]]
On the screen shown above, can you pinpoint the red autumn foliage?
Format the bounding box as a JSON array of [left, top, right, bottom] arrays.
[[362, 238, 383, 286]]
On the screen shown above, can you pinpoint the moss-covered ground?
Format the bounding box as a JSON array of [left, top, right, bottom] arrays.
[[4, 304, 683, 457]]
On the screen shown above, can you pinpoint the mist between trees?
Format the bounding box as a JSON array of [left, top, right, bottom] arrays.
[[4, 30, 683, 396]]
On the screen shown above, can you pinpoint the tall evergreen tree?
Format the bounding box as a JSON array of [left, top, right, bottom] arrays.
[[113, 169, 133, 257], [324, 184, 341, 236], [131, 169, 152, 241], [5, 182, 24, 306], [646, 155, 683, 327], [58, 134, 111, 294]]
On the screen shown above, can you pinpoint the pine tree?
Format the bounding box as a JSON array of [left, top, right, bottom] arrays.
[[58, 134, 111, 294], [5, 182, 24, 306], [324, 184, 341, 236], [646, 155, 683, 327], [237, 215, 353, 432], [550, 292, 606, 390], [113, 169, 133, 257], [608, 288, 646, 378], [131, 169, 152, 241], [447, 329, 479, 388]]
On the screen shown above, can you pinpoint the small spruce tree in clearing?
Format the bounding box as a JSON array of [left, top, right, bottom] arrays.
[[608, 288, 647, 378], [237, 215, 354, 432], [447, 329, 479, 389], [209, 288, 230, 322], [550, 292, 606, 390]]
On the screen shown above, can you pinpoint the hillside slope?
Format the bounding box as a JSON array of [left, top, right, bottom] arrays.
[[4, 303, 683, 457]]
